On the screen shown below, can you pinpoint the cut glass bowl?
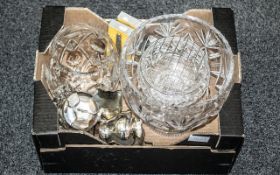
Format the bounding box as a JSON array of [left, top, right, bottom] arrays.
[[120, 14, 235, 133], [45, 24, 119, 106]]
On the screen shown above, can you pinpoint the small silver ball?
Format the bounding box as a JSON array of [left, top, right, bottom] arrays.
[[63, 92, 99, 130], [99, 125, 112, 139]]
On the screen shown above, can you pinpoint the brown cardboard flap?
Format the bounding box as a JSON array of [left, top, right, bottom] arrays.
[[64, 7, 108, 31], [34, 51, 51, 81], [185, 9, 213, 24], [143, 117, 219, 146], [234, 53, 242, 83]]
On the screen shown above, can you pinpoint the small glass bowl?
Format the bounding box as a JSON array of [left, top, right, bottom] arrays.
[[120, 14, 235, 133]]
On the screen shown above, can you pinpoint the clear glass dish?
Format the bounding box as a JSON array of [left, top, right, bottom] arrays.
[[120, 14, 235, 133]]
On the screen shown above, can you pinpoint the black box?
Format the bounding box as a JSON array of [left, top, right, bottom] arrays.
[[32, 6, 244, 174]]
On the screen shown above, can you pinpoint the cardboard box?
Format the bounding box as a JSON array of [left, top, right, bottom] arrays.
[[32, 6, 244, 174]]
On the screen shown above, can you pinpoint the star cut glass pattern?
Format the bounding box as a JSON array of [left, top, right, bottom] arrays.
[[120, 14, 235, 133]]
